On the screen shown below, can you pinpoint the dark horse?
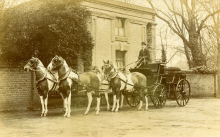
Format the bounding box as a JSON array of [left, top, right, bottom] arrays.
[[48, 55, 110, 115], [24, 57, 58, 116], [102, 60, 148, 111]]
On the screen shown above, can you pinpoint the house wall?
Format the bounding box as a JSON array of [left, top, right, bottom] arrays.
[[0, 65, 217, 110], [186, 74, 217, 97], [82, 0, 157, 70]]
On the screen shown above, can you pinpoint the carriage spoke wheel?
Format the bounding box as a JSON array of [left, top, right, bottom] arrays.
[[126, 90, 140, 107], [151, 84, 167, 109], [175, 79, 190, 106]]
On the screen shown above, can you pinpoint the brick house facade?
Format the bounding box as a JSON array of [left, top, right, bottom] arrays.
[[81, 0, 156, 71]]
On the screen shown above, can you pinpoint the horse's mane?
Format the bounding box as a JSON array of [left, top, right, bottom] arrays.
[[109, 61, 125, 72], [112, 63, 118, 69], [89, 66, 101, 74], [107, 61, 118, 69], [31, 57, 44, 67]]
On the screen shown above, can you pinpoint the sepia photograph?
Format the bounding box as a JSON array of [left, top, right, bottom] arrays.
[[0, 0, 220, 136]]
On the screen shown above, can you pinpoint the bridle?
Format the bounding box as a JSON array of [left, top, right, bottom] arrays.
[[51, 57, 77, 81], [103, 63, 117, 80], [26, 59, 45, 71]]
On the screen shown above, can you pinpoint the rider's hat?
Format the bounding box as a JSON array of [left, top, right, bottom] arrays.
[[141, 42, 146, 45]]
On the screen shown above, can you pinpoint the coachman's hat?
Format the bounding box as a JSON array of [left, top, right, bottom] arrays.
[[141, 42, 146, 45]]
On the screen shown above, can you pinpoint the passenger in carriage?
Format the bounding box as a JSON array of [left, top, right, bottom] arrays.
[[135, 42, 151, 68]]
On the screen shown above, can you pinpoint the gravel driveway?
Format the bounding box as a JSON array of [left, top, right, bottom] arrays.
[[0, 98, 220, 137]]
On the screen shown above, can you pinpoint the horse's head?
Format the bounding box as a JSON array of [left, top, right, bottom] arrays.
[[47, 55, 64, 71], [102, 60, 114, 79], [24, 57, 40, 72], [90, 66, 101, 74]]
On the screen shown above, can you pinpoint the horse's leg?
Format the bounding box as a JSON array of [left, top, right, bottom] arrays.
[[60, 93, 65, 113], [44, 95, 48, 116], [115, 89, 121, 112], [104, 92, 110, 111], [63, 97, 68, 117], [66, 91, 71, 118], [39, 96, 45, 117], [145, 95, 148, 111], [84, 92, 93, 115], [119, 93, 124, 110], [95, 93, 101, 115], [138, 89, 145, 111], [111, 93, 116, 112]]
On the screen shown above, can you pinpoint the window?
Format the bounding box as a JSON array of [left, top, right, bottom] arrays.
[[115, 17, 125, 37], [116, 50, 126, 69]]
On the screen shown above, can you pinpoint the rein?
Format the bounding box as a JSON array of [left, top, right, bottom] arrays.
[[29, 65, 58, 83], [104, 67, 118, 81], [59, 69, 71, 81], [104, 66, 147, 90]]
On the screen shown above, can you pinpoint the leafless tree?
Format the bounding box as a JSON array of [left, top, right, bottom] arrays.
[[201, 0, 220, 97], [159, 27, 168, 63], [146, 0, 220, 68]]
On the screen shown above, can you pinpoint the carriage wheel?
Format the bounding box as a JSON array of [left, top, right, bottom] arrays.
[[126, 90, 140, 107], [175, 79, 190, 106], [151, 84, 167, 108]]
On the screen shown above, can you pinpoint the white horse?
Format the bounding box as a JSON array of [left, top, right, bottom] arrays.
[[24, 57, 59, 116], [102, 60, 148, 112], [48, 56, 110, 116], [47, 56, 78, 117]]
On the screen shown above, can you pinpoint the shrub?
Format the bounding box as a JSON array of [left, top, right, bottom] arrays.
[[0, 0, 93, 71]]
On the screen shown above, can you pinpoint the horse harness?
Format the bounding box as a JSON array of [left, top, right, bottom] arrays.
[[105, 68, 128, 91], [105, 67, 147, 91], [36, 69, 59, 92]]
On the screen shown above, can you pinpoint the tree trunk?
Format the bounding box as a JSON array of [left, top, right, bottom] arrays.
[[216, 1, 220, 98], [217, 43, 220, 98], [188, 31, 206, 67], [217, 12, 220, 98], [183, 42, 193, 68]]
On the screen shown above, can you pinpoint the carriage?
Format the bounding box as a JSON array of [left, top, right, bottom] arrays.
[[127, 62, 191, 108]]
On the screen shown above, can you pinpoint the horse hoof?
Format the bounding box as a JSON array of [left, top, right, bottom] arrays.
[[83, 113, 88, 115], [44, 113, 47, 117], [66, 115, 71, 118], [145, 108, 148, 111], [138, 108, 141, 111], [95, 113, 99, 116], [41, 113, 44, 117]]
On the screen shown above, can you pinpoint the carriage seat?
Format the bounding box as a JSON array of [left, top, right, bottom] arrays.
[[164, 67, 186, 84], [164, 67, 181, 71]]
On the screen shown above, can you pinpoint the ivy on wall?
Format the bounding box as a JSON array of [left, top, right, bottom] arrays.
[[0, 0, 94, 71], [182, 65, 218, 74], [190, 66, 218, 74]]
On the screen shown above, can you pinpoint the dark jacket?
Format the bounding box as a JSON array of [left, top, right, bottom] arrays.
[[138, 48, 151, 62]]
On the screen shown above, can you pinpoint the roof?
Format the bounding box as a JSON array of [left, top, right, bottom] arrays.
[[83, 0, 156, 15]]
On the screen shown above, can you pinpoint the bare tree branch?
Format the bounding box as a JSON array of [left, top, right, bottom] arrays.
[[147, 0, 189, 46], [197, 8, 220, 33]]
